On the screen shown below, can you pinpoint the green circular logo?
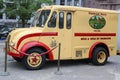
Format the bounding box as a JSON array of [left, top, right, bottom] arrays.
[[89, 15, 106, 29]]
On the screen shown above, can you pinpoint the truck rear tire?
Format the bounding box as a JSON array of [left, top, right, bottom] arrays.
[[22, 48, 46, 70], [92, 47, 108, 65]]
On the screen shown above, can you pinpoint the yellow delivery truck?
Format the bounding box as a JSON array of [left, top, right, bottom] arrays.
[[5, 5, 119, 70]]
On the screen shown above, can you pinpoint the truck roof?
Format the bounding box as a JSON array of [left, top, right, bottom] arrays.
[[37, 5, 118, 14]]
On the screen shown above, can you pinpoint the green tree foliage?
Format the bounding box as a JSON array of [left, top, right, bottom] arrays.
[[0, 0, 52, 27], [0, 0, 5, 13], [0, 0, 4, 8]]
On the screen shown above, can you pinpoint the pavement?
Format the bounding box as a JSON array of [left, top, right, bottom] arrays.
[[0, 40, 120, 80]]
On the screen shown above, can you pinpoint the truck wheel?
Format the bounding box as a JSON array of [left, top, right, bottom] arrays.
[[22, 48, 46, 70], [92, 47, 108, 65]]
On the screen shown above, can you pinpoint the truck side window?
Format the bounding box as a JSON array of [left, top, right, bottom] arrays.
[[66, 12, 72, 29], [59, 12, 64, 29], [48, 11, 57, 28]]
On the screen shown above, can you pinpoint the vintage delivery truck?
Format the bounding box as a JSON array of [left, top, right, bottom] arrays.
[[5, 5, 119, 70]]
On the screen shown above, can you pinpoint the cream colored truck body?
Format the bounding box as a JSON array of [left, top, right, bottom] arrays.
[[5, 6, 118, 69]]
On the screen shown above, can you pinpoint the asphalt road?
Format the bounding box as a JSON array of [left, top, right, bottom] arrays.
[[0, 40, 120, 80]]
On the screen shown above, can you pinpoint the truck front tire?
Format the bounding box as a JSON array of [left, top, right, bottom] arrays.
[[92, 47, 108, 65], [22, 48, 46, 70]]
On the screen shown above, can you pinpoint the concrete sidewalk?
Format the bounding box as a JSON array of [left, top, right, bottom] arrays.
[[0, 56, 120, 80]]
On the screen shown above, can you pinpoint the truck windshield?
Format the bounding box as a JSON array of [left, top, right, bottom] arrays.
[[31, 10, 51, 27]]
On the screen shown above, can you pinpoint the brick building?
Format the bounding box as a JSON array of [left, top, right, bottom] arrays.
[[83, 0, 120, 10], [54, 0, 120, 10]]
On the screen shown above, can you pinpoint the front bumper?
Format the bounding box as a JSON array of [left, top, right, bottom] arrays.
[[5, 35, 22, 58], [8, 51, 21, 58]]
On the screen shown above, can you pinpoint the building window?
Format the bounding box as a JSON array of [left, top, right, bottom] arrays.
[[7, 14, 16, 19], [88, 1, 91, 7], [6, 3, 16, 10], [74, 0, 79, 6], [67, 0, 72, 6], [108, 0, 114, 3], [0, 13, 2, 19], [53, 0, 56, 5], [60, 0, 65, 5]]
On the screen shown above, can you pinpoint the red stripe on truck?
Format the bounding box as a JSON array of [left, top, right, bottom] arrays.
[[17, 32, 58, 49], [74, 33, 116, 36]]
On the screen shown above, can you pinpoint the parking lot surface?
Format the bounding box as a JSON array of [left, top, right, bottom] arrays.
[[0, 40, 120, 80]]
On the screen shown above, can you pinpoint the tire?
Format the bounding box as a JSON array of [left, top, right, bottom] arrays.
[[13, 57, 22, 62], [92, 47, 108, 65], [22, 48, 46, 70]]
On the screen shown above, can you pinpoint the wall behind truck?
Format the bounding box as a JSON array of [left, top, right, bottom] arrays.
[[117, 11, 120, 50]]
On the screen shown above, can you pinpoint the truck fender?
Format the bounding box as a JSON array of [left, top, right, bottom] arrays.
[[89, 42, 109, 58], [20, 41, 53, 60]]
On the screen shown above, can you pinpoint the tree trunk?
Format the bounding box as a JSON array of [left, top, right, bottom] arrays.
[[21, 19, 26, 28]]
